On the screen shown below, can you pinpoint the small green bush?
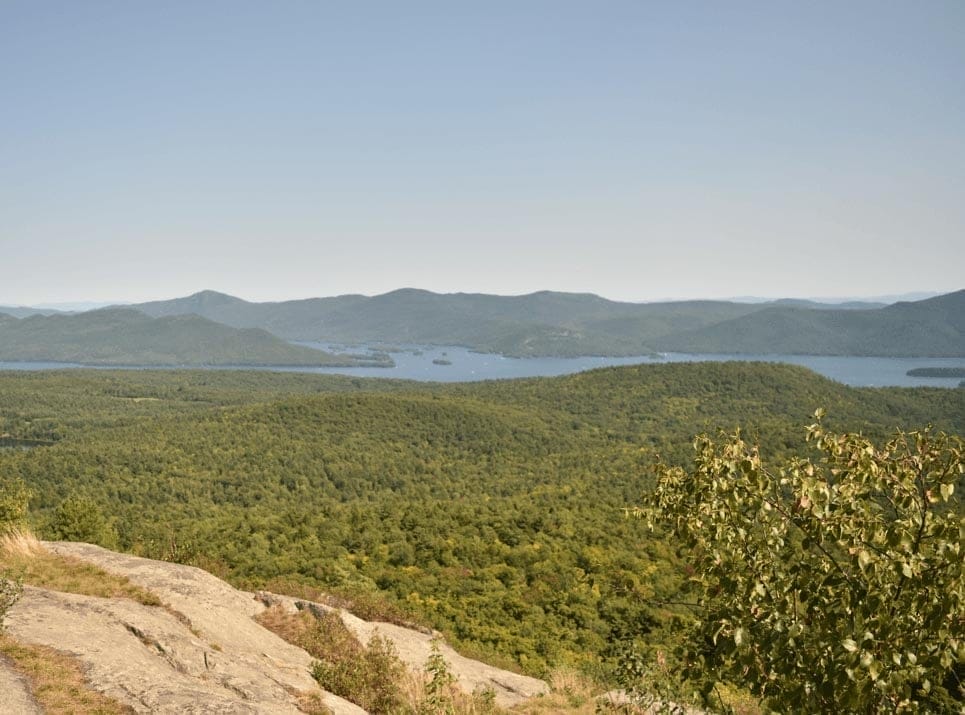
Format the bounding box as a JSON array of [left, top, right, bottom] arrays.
[[420, 641, 456, 715], [307, 611, 405, 713]]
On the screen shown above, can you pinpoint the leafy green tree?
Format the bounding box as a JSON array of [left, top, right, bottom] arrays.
[[645, 414, 963, 712], [0, 477, 29, 534], [47, 496, 118, 548]]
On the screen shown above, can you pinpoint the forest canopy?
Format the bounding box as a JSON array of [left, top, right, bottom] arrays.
[[1, 363, 962, 685]]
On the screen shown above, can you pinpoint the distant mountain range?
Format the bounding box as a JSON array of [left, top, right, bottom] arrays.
[[0, 308, 387, 367], [127, 289, 762, 356], [123, 288, 965, 358], [3, 289, 961, 362]]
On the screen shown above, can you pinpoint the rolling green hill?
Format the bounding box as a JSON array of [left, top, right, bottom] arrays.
[[0, 308, 387, 366], [1, 364, 960, 678], [128, 288, 965, 357], [654, 290, 965, 356]]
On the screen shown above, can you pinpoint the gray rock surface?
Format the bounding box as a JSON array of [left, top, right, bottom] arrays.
[[6, 541, 547, 713], [0, 656, 43, 715], [7, 542, 364, 714]]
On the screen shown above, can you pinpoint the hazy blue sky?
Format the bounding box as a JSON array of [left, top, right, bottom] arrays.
[[2, 1, 963, 304]]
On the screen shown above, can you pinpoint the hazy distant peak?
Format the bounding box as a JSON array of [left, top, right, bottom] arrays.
[[181, 289, 247, 304], [378, 287, 439, 299], [130, 290, 253, 320], [521, 289, 610, 302]]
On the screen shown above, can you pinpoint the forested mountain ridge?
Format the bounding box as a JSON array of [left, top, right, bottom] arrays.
[[131, 288, 766, 356], [2, 364, 961, 679], [0, 308, 384, 367], [127, 288, 965, 357], [653, 289, 965, 356]]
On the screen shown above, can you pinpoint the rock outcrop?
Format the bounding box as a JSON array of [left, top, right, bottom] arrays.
[[257, 592, 548, 708], [3, 541, 548, 713]]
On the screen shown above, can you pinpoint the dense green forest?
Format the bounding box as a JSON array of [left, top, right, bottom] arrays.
[[0, 308, 389, 367], [128, 288, 964, 358], [1, 364, 961, 680]]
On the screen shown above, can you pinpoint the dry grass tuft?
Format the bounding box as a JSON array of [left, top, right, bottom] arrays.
[[0, 634, 134, 714], [0, 529, 45, 558], [255, 604, 318, 647], [510, 667, 601, 714], [514, 669, 764, 715], [0, 529, 161, 606], [399, 668, 505, 715], [295, 691, 333, 715]]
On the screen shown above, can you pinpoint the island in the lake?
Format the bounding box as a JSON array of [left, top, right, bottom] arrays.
[[906, 367, 965, 378]]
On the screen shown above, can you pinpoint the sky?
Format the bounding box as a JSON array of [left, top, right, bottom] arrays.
[[1, 1, 963, 305]]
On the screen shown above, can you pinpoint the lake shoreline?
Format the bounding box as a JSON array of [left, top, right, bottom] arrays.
[[2, 345, 963, 388]]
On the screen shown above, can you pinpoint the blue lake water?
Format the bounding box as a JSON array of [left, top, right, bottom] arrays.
[[291, 344, 965, 388], [1, 347, 963, 388]]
